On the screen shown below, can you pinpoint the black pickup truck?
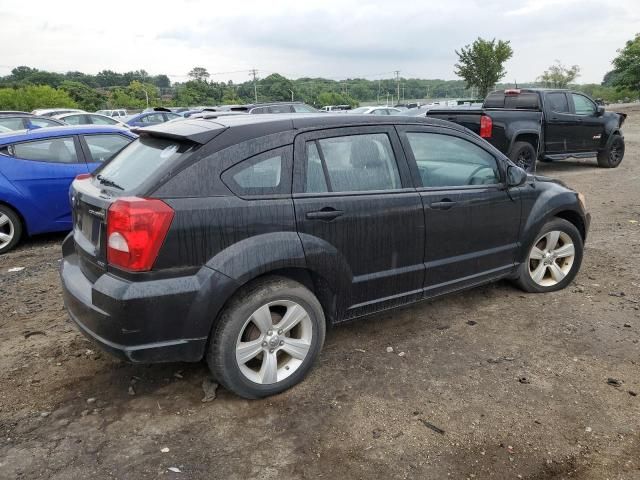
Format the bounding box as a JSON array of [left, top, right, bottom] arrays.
[[426, 88, 627, 171]]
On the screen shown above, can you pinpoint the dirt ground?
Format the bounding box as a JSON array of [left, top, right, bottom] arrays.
[[1, 106, 639, 480]]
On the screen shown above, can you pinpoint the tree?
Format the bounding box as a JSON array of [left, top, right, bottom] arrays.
[[538, 61, 580, 88], [60, 80, 106, 110], [0, 85, 78, 110], [188, 67, 210, 82], [611, 33, 640, 93], [454, 38, 513, 97]]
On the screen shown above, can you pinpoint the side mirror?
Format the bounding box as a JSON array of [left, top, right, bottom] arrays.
[[596, 105, 605, 116], [507, 165, 528, 187]]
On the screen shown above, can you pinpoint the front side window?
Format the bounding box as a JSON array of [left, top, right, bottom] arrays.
[[221, 146, 290, 196], [406, 132, 500, 187], [546, 93, 570, 113], [83, 134, 131, 163], [572, 94, 596, 116], [11, 137, 79, 163], [304, 133, 401, 193], [267, 105, 294, 114]]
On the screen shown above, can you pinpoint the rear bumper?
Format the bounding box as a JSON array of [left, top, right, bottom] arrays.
[[60, 238, 238, 363]]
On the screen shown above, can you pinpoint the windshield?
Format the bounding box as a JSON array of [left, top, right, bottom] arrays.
[[349, 107, 370, 114], [95, 136, 193, 192]]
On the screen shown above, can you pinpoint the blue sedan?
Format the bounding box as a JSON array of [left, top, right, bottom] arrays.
[[0, 125, 137, 253]]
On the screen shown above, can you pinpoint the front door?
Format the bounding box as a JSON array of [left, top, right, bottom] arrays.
[[569, 93, 606, 152], [293, 126, 425, 319], [397, 126, 522, 297]]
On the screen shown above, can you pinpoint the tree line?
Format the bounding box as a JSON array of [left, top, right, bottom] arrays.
[[0, 32, 638, 111]]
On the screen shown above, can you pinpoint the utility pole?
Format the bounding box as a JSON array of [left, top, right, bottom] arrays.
[[249, 69, 258, 103], [289, 89, 294, 101], [377, 79, 381, 104], [394, 70, 400, 106]]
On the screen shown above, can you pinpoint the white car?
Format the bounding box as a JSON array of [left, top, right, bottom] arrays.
[[31, 108, 85, 118], [54, 112, 129, 128], [96, 109, 128, 119], [347, 106, 402, 115]]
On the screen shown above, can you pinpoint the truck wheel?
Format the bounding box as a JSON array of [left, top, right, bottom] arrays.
[[509, 142, 537, 172], [597, 135, 624, 168], [0, 205, 22, 254], [206, 276, 326, 399], [515, 218, 583, 293]]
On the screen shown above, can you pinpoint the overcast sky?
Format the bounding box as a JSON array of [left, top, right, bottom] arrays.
[[0, 0, 638, 84]]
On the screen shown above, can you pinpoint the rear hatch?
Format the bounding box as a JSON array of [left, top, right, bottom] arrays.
[[70, 130, 216, 280]]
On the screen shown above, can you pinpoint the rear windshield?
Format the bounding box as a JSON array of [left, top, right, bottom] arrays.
[[484, 92, 540, 109], [95, 136, 193, 192]]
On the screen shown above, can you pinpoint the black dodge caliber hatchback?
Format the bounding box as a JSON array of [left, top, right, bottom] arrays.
[[61, 114, 590, 398]]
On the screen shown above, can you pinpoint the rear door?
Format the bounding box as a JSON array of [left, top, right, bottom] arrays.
[[293, 126, 425, 318], [397, 126, 521, 296], [1, 136, 88, 231], [542, 92, 574, 154], [569, 93, 605, 152]]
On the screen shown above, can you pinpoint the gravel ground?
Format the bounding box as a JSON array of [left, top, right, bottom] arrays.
[[0, 105, 639, 480]]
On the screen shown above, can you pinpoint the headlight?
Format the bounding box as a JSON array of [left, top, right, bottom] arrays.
[[578, 192, 587, 211]]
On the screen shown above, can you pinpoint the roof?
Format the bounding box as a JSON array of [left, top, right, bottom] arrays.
[[134, 113, 468, 145], [0, 125, 137, 144]]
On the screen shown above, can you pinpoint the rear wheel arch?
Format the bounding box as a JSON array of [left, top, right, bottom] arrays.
[[510, 132, 539, 154]]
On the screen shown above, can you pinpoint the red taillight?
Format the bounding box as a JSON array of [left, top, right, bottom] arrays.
[[480, 115, 493, 138], [75, 173, 91, 180], [106, 197, 174, 272], [504, 89, 521, 95]]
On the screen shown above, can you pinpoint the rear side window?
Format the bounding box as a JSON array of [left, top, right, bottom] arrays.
[[0, 118, 24, 130], [95, 136, 193, 192], [12, 137, 79, 163], [83, 134, 131, 163], [406, 132, 500, 187], [293, 104, 316, 113], [546, 93, 570, 113], [221, 146, 291, 196], [304, 133, 401, 193]]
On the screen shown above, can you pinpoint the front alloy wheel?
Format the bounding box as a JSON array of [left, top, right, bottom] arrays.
[[516, 218, 583, 293], [528, 231, 575, 287]]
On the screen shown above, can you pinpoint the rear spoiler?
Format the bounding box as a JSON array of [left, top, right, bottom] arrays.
[[131, 121, 227, 145]]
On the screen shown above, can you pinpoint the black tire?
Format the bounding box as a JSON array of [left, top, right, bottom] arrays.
[[515, 218, 583, 293], [509, 141, 537, 172], [0, 204, 22, 254], [597, 135, 625, 168], [206, 276, 326, 399]]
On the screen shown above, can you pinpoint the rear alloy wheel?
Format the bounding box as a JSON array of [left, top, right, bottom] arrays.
[[597, 135, 625, 168], [207, 276, 326, 399], [0, 205, 22, 254], [516, 218, 583, 293], [509, 141, 537, 172]]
